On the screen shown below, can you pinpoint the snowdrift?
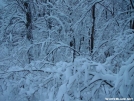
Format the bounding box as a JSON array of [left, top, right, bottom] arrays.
[[0, 56, 133, 101]]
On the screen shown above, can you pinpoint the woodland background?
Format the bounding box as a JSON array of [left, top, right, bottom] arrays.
[[0, 0, 134, 101]]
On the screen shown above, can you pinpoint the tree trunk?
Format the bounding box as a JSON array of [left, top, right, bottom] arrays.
[[25, 1, 33, 43], [25, 1, 33, 63], [73, 36, 75, 62], [128, 1, 134, 29], [90, 4, 95, 53]]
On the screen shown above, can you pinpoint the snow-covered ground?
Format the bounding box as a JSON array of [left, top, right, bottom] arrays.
[[0, 56, 133, 101]]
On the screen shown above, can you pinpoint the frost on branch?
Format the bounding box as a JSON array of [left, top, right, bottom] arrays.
[[0, 56, 133, 101]]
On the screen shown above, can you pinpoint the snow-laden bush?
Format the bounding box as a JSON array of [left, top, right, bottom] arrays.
[[0, 56, 133, 101], [113, 54, 134, 98]]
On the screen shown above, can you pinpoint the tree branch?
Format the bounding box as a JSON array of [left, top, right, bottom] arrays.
[[15, 0, 26, 13], [130, 0, 134, 9], [43, 45, 81, 60], [98, 2, 113, 15], [80, 79, 102, 92]]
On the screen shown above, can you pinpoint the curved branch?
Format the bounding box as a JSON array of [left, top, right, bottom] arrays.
[[15, 0, 26, 13], [80, 79, 102, 92], [98, 2, 113, 15], [43, 45, 81, 60]]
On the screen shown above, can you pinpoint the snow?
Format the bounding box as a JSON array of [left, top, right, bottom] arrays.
[[0, 0, 5, 8], [57, 84, 66, 100], [0, 0, 133, 101], [0, 56, 134, 100]]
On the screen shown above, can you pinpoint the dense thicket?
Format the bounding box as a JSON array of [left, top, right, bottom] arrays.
[[0, 0, 134, 101]]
